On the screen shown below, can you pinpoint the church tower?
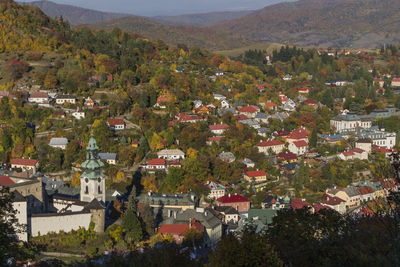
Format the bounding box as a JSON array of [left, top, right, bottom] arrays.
[[80, 135, 106, 203]]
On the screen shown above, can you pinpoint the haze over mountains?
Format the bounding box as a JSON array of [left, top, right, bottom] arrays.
[[25, 0, 400, 50]]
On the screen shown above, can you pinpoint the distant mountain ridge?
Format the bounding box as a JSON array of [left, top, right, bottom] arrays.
[[211, 0, 400, 48], [23, 1, 129, 25]]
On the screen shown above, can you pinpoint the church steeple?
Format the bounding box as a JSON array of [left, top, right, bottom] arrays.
[[80, 135, 106, 203]]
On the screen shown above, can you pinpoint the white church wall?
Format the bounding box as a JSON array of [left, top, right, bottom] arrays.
[[30, 212, 91, 237], [13, 201, 28, 242]]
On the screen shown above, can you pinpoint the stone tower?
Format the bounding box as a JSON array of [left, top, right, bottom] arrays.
[[80, 135, 106, 203]]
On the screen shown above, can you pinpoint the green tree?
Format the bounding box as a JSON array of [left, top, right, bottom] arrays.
[[166, 167, 185, 191]]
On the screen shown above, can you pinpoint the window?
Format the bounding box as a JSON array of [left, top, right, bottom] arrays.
[[98, 185, 102, 194], [85, 186, 88, 194]]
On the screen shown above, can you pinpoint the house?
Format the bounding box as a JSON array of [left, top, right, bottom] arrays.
[[0, 175, 15, 187], [326, 186, 361, 209], [257, 140, 284, 155], [214, 206, 239, 224], [257, 127, 269, 137], [273, 130, 290, 138], [157, 149, 185, 160], [283, 74, 292, 81], [205, 181, 226, 200], [193, 100, 203, 109], [286, 127, 310, 144], [391, 78, 400, 87], [262, 195, 291, 210], [298, 88, 310, 94], [330, 112, 373, 133], [380, 178, 399, 196], [237, 105, 260, 118], [272, 112, 289, 122], [373, 78, 385, 87], [358, 181, 385, 199], [357, 186, 375, 202], [247, 209, 277, 230], [254, 113, 270, 124], [216, 194, 250, 213], [49, 137, 68, 150], [107, 118, 125, 130], [215, 69, 224, 76], [145, 158, 166, 171], [175, 113, 205, 123], [11, 158, 39, 173], [288, 140, 309, 155], [220, 99, 230, 109], [158, 219, 204, 245], [72, 111, 85, 120], [372, 145, 397, 157], [338, 148, 368, 161], [321, 194, 346, 214], [356, 126, 396, 149], [256, 85, 265, 92], [239, 119, 260, 129], [239, 158, 255, 168], [304, 99, 318, 107], [213, 94, 226, 101], [313, 203, 330, 213], [281, 99, 296, 112], [98, 153, 117, 165], [276, 153, 297, 164], [154, 95, 171, 109], [206, 136, 222, 146], [279, 93, 288, 104], [370, 106, 399, 119], [321, 134, 344, 144], [244, 170, 267, 182], [195, 105, 211, 115], [264, 101, 278, 111], [218, 152, 235, 163], [167, 161, 182, 168], [290, 198, 312, 211], [84, 97, 96, 108], [209, 123, 229, 135], [355, 138, 372, 153], [28, 92, 48, 103], [56, 95, 76, 105]]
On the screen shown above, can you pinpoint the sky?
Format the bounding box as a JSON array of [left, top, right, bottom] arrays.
[[21, 0, 293, 16]]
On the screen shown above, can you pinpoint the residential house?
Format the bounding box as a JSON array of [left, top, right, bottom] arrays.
[[279, 93, 288, 104], [158, 219, 204, 245], [157, 149, 185, 160], [220, 99, 230, 109], [283, 74, 292, 81], [257, 127, 269, 137], [257, 140, 284, 155], [391, 78, 400, 87], [357, 186, 375, 202], [338, 148, 368, 161], [145, 158, 166, 171], [358, 181, 385, 199], [288, 140, 309, 155], [321, 194, 346, 214], [11, 159, 39, 173], [28, 92, 48, 104], [254, 113, 270, 124], [273, 130, 290, 138], [330, 112, 373, 133], [286, 127, 310, 144], [206, 136, 222, 146], [214, 206, 239, 224], [72, 111, 85, 120], [370, 106, 399, 119], [218, 152, 235, 163], [373, 78, 385, 88], [276, 153, 298, 164], [298, 87, 310, 94], [84, 97, 96, 108], [304, 99, 318, 107], [193, 100, 203, 109], [167, 161, 182, 168], [216, 194, 250, 213], [49, 137, 68, 150], [247, 209, 277, 230], [204, 181, 226, 200], [239, 158, 255, 168], [244, 170, 267, 183], [213, 94, 226, 101], [355, 138, 372, 153], [107, 118, 125, 130], [239, 119, 260, 129], [380, 178, 399, 196], [238, 105, 260, 118], [372, 145, 397, 157], [98, 153, 117, 165], [154, 95, 171, 109], [264, 101, 278, 111], [281, 99, 296, 112], [209, 123, 229, 135], [313, 203, 331, 213], [139, 191, 197, 211], [56, 95, 76, 105], [262, 195, 291, 210], [290, 198, 312, 211], [326, 186, 361, 209], [325, 79, 352, 87], [321, 134, 344, 144], [175, 113, 205, 123], [356, 126, 396, 148]]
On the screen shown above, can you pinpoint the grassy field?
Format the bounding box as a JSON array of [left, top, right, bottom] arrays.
[[216, 42, 284, 57]]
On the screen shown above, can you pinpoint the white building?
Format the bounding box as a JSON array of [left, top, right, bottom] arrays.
[[72, 111, 85, 120], [209, 123, 229, 135], [49, 137, 68, 150], [257, 140, 284, 155], [330, 112, 373, 133], [338, 148, 368, 161], [98, 153, 117, 165], [12, 191, 28, 241], [355, 139, 372, 153], [56, 95, 76, 105], [28, 92, 48, 104], [288, 140, 309, 155], [356, 126, 396, 149], [205, 181, 226, 200], [157, 149, 185, 160]]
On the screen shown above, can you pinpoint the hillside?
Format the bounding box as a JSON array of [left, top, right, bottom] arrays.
[[0, 0, 70, 52], [85, 16, 250, 51], [211, 0, 400, 48], [24, 0, 129, 25], [149, 10, 252, 26]]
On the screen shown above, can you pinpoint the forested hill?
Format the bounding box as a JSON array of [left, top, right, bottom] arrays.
[[25, 0, 129, 25], [85, 16, 250, 51], [0, 0, 70, 52], [211, 0, 400, 48]]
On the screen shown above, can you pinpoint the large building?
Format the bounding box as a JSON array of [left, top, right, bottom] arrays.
[[330, 112, 373, 133], [356, 126, 396, 149]]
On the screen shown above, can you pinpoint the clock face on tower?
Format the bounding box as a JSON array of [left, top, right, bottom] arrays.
[[85, 178, 89, 183], [98, 178, 101, 183]]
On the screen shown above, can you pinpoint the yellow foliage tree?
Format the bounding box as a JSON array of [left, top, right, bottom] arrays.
[[71, 173, 81, 186], [187, 148, 197, 159], [115, 170, 126, 182]]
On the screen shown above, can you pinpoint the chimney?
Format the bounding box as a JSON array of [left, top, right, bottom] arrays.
[[189, 218, 192, 227], [228, 193, 231, 197]]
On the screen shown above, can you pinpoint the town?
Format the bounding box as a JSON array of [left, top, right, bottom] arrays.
[[2, 0, 400, 265]]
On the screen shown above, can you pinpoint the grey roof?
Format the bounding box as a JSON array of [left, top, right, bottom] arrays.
[[343, 186, 360, 197], [49, 138, 68, 146], [255, 112, 269, 119], [258, 127, 270, 134], [98, 153, 117, 160], [163, 208, 222, 229], [218, 151, 235, 161], [83, 199, 105, 211], [138, 192, 197, 207], [13, 190, 26, 202], [56, 94, 76, 99], [214, 206, 238, 215], [248, 209, 277, 225]]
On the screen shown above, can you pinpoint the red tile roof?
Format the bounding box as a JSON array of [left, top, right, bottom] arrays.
[[304, 99, 317, 105], [380, 178, 398, 190], [157, 95, 171, 104], [273, 130, 290, 137], [298, 88, 309, 92], [11, 158, 38, 166], [264, 102, 277, 108], [147, 158, 166, 166], [238, 105, 259, 113], [0, 176, 15, 186], [158, 220, 204, 235], [313, 203, 330, 213], [207, 136, 222, 142], [277, 152, 297, 161], [107, 118, 125, 126], [342, 151, 354, 157], [322, 194, 345, 205], [357, 186, 374, 195], [245, 170, 266, 177], [257, 140, 283, 147], [29, 92, 48, 98], [234, 114, 248, 121], [352, 148, 365, 154], [216, 194, 250, 204], [209, 123, 229, 131], [290, 198, 310, 210], [176, 113, 204, 122], [293, 140, 308, 148], [287, 128, 310, 140]]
